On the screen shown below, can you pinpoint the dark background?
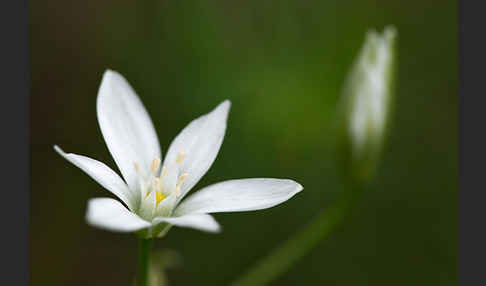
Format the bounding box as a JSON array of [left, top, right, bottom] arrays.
[[30, 0, 457, 285]]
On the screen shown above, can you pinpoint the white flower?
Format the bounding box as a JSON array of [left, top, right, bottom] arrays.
[[54, 70, 303, 237]]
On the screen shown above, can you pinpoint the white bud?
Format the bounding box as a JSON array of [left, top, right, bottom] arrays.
[[339, 26, 397, 182]]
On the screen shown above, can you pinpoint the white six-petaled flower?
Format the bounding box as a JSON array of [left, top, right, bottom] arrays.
[[54, 70, 303, 238]]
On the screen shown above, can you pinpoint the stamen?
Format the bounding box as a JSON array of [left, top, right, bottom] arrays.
[[161, 167, 167, 177], [151, 157, 161, 172], [175, 186, 182, 196], [177, 172, 189, 187], [176, 151, 186, 164], [154, 177, 161, 191], [156, 191, 166, 204], [134, 162, 140, 173]]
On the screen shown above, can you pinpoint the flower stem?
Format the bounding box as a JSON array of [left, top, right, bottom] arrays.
[[138, 237, 153, 286], [231, 184, 361, 286]]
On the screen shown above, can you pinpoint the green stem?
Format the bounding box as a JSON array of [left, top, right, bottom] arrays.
[[138, 238, 153, 286], [231, 185, 360, 286]]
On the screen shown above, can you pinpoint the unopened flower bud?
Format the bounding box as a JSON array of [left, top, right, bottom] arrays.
[[338, 26, 397, 183]]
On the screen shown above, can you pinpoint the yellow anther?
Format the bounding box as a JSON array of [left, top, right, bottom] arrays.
[[151, 157, 161, 172], [134, 162, 140, 172], [156, 191, 166, 204], [177, 172, 189, 187], [176, 151, 186, 164], [161, 167, 167, 177]]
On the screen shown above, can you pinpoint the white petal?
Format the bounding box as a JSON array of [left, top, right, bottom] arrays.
[[54, 145, 137, 211], [153, 214, 220, 233], [86, 198, 151, 232], [175, 178, 303, 215], [97, 70, 161, 191], [162, 100, 230, 199]]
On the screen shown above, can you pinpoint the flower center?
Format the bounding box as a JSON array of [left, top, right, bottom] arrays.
[[135, 151, 188, 207]]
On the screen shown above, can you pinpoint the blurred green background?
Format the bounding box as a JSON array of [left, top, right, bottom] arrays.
[[30, 0, 457, 285]]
